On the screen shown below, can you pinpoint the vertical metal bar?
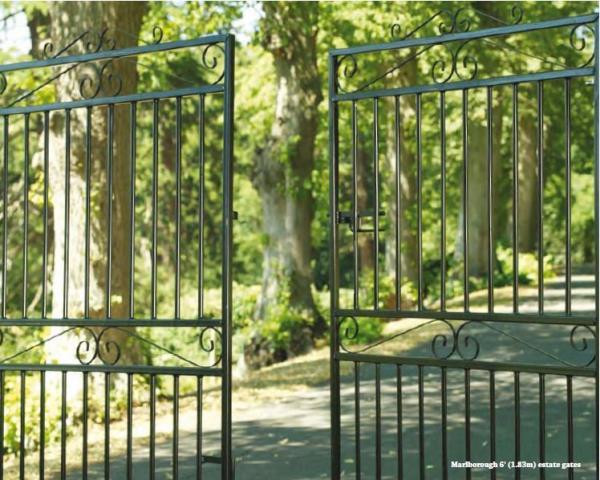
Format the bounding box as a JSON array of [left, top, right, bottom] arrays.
[[539, 374, 545, 480], [0, 371, 4, 479], [352, 100, 359, 310], [1, 116, 7, 319], [150, 374, 156, 480], [61, 371, 67, 479], [465, 368, 471, 480], [487, 87, 494, 313], [151, 100, 159, 319], [63, 109, 71, 319], [19, 371, 25, 479], [175, 96, 182, 319], [373, 97, 380, 310], [397, 365, 403, 480], [440, 92, 447, 311], [463, 90, 469, 311], [490, 371, 496, 480], [594, 17, 600, 478], [418, 365, 425, 480], [221, 33, 235, 480], [565, 78, 572, 315], [126, 373, 133, 480], [354, 362, 361, 480], [196, 376, 203, 480], [395, 96, 401, 309], [84, 107, 91, 319], [512, 84, 519, 313], [375, 364, 381, 480], [129, 102, 137, 319], [104, 372, 110, 480], [198, 95, 205, 319], [537, 81, 544, 314], [22, 114, 29, 319], [173, 375, 179, 479], [566, 376, 574, 480], [416, 93, 423, 310], [42, 112, 49, 319], [83, 371, 88, 480], [441, 367, 448, 480], [514, 372, 520, 480], [329, 52, 341, 480], [39, 371, 45, 480], [106, 105, 114, 318]]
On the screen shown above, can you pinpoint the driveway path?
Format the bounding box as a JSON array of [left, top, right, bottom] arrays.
[[83, 275, 596, 479]]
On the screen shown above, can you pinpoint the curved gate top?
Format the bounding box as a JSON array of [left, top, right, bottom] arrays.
[[329, 9, 598, 479], [0, 28, 234, 479]]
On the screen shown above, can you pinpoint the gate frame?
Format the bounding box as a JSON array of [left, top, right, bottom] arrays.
[[328, 12, 599, 479], [0, 31, 235, 479]]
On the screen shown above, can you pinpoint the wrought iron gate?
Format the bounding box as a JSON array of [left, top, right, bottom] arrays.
[[0, 29, 234, 478], [329, 9, 598, 479]]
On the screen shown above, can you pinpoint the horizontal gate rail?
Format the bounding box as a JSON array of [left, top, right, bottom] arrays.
[[334, 309, 596, 326], [330, 13, 597, 57], [0, 84, 224, 116], [0, 33, 229, 73], [337, 352, 595, 378], [333, 67, 594, 102], [0, 364, 222, 376]]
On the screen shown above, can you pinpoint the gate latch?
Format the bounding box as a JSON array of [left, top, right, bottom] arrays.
[[336, 209, 385, 232]]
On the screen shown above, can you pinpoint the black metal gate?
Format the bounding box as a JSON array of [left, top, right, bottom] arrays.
[[0, 29, 234, 478], [329, 10, 598, 479]]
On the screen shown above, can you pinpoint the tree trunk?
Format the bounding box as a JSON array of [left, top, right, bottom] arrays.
[[518, 112, 538, 252], [384, 57, 419, 298], [46, 2, 146, 365], [245, 3, 324, 369]]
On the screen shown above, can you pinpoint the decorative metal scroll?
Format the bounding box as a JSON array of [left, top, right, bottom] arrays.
[[78, 60, 123, 99], [336, 6, 596, 95], [0, 25, 229, 106], [201, 43, 226, 85], [570, 23, 596, 67], [76, 327, 121, 365], [42, 28, 117, 60], [338, 316, 596, 368], [0, 325, 222, 368], [390, 5, 524, 42]]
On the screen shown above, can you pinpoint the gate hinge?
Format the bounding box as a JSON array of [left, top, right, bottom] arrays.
[[233, 211, 239, 220]]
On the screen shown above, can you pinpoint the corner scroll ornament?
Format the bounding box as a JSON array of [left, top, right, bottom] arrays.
[[569, 325, 596, 367], [199, 326, 223, 367], [201, 43, 226, 85], [569, 23, 596, 68], [335, 54, 358, 94]]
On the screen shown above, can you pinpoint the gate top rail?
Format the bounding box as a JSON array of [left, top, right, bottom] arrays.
[[330, 11, 597, 99], [329, 13, 597, 58], [0, 33, 229, 74]]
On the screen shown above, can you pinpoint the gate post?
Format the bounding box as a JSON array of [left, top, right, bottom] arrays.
[[328, 51, 341, 480], [222, 33, 235, 480]]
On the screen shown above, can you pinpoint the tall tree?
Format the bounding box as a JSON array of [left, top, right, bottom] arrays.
[[44, 1, 146, 363], [246, 2, 324, 368]]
